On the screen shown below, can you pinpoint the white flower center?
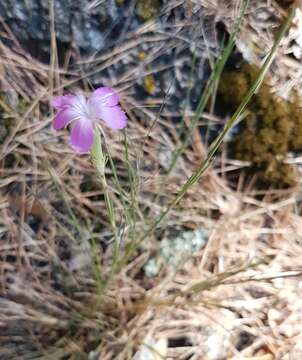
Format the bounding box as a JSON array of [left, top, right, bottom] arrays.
[[72, 94, 95, 122]]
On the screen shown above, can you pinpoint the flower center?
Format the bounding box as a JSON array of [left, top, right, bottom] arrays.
[[73, 95, 95, 122]]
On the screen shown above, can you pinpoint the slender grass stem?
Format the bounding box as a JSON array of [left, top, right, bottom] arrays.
[[118, 1, 298, 267], [166, 0, 250, 174]]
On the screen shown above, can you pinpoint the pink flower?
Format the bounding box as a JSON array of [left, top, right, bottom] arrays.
[[52, 87, 127, 153]]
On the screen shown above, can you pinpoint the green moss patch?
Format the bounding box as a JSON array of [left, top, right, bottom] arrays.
[[218, 63, 302, 189], [136, 0, 162, 21], [0, 92, 9, 143]]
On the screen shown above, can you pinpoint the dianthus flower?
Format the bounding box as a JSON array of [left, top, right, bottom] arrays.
[[52, 87, 127, 153]]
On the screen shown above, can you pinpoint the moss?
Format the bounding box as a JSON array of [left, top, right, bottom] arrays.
[[0, 92, 8, 143], [261, 161, 297, 189], [143, 74, 157, 94], [0, 92, 31, 143], [218, 63, 302, 189], [138, 51, 157, 94], [136, 0, 162, 21], [0, 93, 33, 171], [289, 92, 302, 151], [138, 51, 147, 61]]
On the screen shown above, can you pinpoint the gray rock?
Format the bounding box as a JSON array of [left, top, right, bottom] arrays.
[[0, 1, 219, 113], [0, 0, 121, 55]]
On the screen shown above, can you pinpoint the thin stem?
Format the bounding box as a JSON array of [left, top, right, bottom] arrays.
[[118, 1, 297, 267], [166, 0, 250, 174]]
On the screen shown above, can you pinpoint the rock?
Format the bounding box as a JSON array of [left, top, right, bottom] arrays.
[[0, 0, 122, 58], [0, 1, 218, 112], [144, 227, 209, 277]]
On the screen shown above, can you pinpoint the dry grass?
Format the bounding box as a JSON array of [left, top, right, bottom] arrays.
[[0, 1, 302, 359]]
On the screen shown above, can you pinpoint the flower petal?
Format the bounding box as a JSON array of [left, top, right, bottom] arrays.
[[89, 87, 119, 107], [70, 118, 94, 153], [53, 109, 74, 130], [98, 105, 127, 130], [52, 95, 77, 109]]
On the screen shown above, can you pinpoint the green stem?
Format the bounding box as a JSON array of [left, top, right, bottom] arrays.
[[119, 1, 298, 267], [90, 128, 120, 289], [166, 0, 251, 174]]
